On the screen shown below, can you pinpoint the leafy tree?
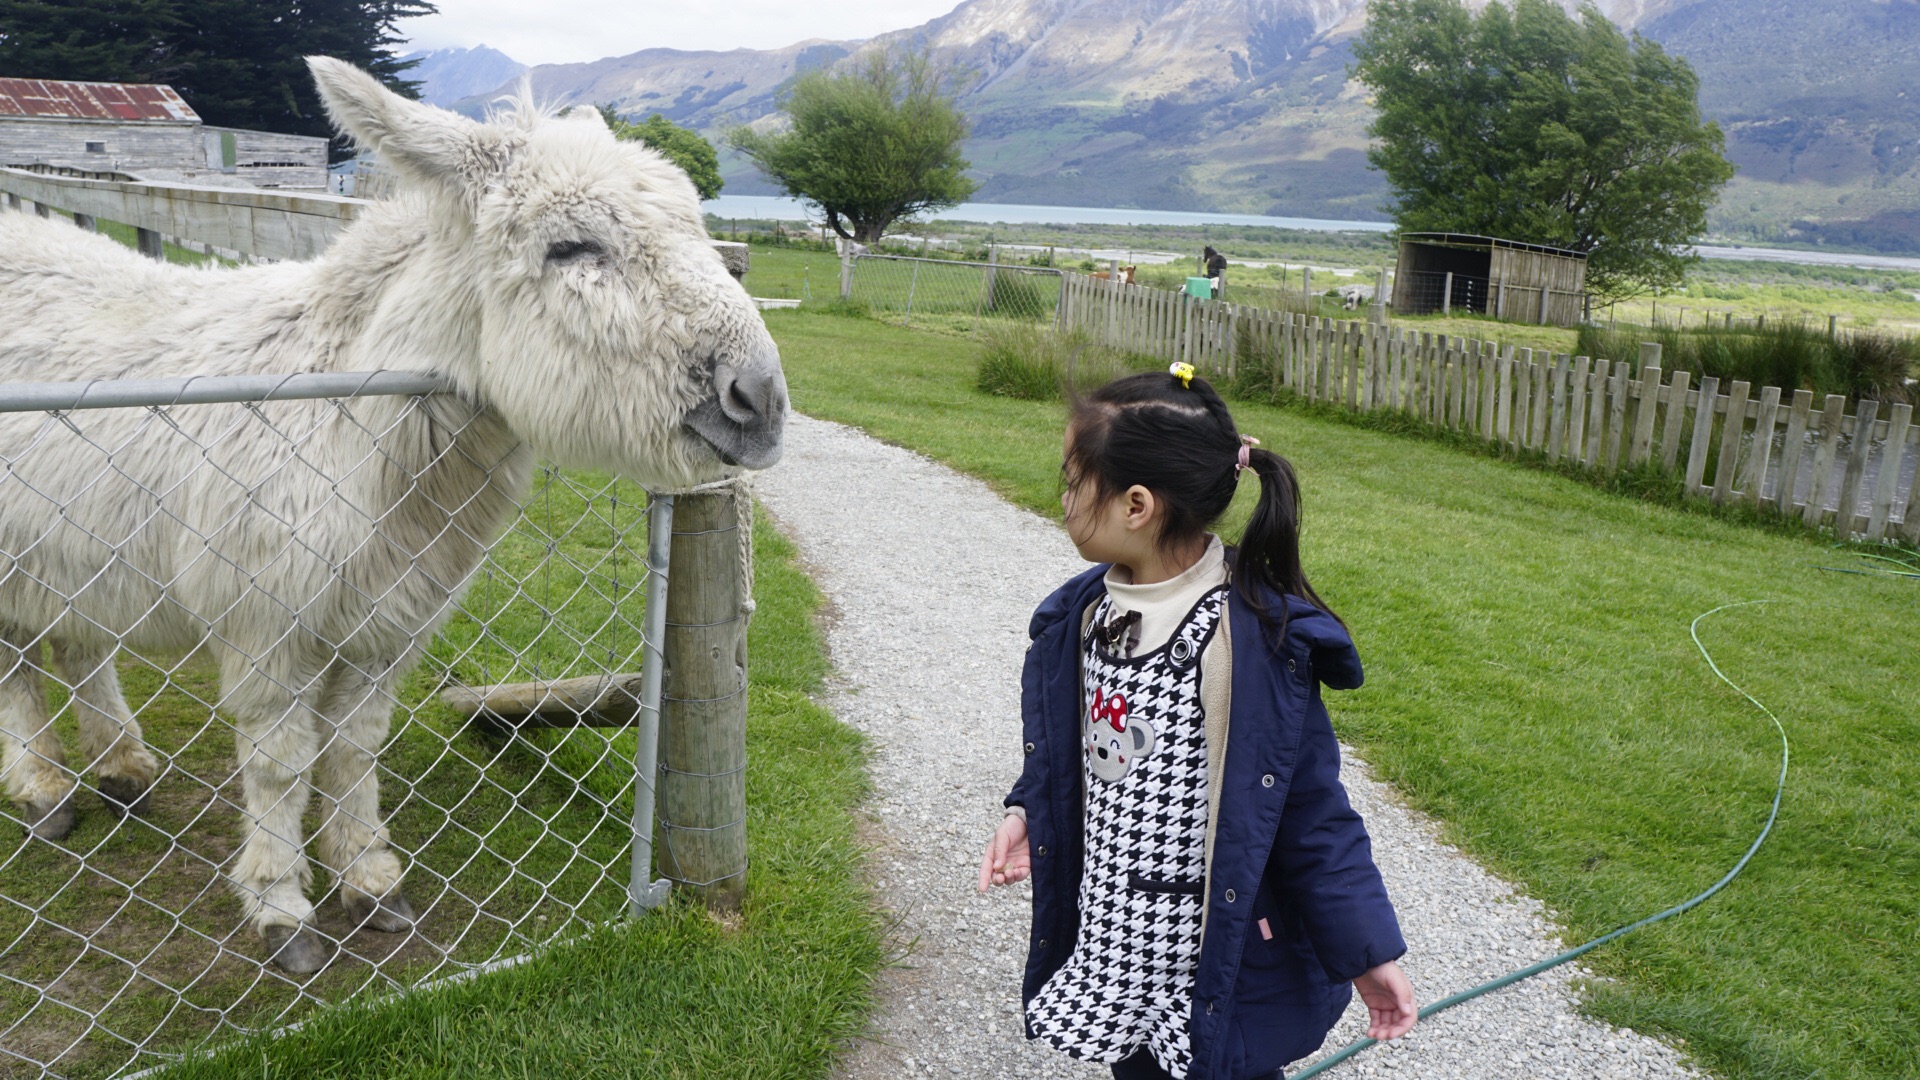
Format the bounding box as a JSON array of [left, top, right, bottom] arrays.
[[0, 0, 434, 161], [1352, 0, 1736, 299], [598, 106, 723, 200], [730, 48, 975, 244], [0, 0, 184, 84]]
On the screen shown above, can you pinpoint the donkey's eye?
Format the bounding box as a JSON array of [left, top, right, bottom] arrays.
[[546, 239, 606, 265]]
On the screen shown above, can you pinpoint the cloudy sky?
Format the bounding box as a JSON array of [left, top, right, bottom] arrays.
[[398, 0, 964, 67]]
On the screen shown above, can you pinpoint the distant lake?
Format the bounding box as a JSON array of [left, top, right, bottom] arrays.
[[702, 194, 1920, 272], [702, 194, 1394, 233]]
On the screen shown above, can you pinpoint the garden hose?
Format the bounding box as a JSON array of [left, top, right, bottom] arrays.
[[1292, 600, 1790, 1079]]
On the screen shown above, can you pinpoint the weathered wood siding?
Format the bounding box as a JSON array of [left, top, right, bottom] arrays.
[[0, 118, 199, 175], [1, 118, 326, 190]]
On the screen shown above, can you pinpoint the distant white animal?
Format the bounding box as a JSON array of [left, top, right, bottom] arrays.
[[1340, 284, 1377, 310], [0, 58, 786, 974]]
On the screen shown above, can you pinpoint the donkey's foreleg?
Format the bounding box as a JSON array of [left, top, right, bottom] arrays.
[[312, 664, 413, 933], [53, 640, 159, 818], [0, 639, 75, 840], [224, 656, 329, 974]]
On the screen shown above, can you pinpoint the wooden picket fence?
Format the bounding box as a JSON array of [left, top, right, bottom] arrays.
[[1057, 272, 1919, 543]]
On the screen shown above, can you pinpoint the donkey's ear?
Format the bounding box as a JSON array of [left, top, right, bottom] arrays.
[[307, 56, 499, 189]]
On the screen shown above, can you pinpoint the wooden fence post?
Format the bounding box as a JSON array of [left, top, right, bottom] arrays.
[[1866, 403, 1911, 539], [1775, 389, 1814, 515], [1744, 386, 1782, 506], [1684, 377, 1719, 493], [657, 490, 750, 912], [136, 227, 165, 260], [1834, 401, 1880, 537], [1712, 381, 1751, 503], [1802, 395, 1847, 527]]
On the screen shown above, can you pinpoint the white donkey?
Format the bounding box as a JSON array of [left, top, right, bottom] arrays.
[[0, 58, 786, 974]]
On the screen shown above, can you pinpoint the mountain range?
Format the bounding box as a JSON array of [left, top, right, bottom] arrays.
[[415, 0, 1920, 251]]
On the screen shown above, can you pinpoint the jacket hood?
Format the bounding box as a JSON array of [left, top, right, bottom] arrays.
[[1031, 565, 1362, 691]]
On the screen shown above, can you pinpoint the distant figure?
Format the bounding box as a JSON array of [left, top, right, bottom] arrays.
[[1201, 246, 1228, 297], [1092, 264, 1137, 285], [1339, 284, 1377, 310]]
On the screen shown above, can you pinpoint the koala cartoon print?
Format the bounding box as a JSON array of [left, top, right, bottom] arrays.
[[1086, 687, 1157, 782]]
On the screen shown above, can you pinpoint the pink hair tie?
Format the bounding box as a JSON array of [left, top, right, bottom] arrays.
[[1235, 435, 1260, 475]]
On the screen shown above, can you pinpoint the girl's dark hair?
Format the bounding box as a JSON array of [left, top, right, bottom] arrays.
[[1066, 371, 1339, 637]]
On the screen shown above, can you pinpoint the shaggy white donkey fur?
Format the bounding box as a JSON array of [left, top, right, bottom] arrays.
[[0, 58, 786, 975]]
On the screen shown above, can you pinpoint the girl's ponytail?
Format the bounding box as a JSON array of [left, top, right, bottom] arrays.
[[1232, 447, 1341, 641], [1066, 370, 1337, 640]]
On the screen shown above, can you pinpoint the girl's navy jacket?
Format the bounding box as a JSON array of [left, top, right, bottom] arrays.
[[1006, 565, 1406, 1080]]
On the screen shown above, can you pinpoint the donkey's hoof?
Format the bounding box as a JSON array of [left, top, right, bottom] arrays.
[[22, 794, 76, 841], [344, 889, 416, 933], [262, 924, 332, 975], [97, 775, 153, 818]]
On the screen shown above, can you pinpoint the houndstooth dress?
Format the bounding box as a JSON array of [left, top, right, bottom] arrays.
[[1025, 585, 1228, 1077]]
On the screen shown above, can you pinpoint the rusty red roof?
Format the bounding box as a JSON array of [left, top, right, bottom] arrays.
[[0, 78, 199, 123]]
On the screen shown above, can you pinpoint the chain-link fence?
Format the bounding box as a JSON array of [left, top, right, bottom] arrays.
[[846, 253, 1063, 330], [0, 373, 686, 1079]]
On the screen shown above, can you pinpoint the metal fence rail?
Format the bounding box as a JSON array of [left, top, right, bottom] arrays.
[[0, 375, 692, 1078], [846, 253, 1063, 328]]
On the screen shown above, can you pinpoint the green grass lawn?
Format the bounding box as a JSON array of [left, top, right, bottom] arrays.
[[759, 309, 1917, 1080]]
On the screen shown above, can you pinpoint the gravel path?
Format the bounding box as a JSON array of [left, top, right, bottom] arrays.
[[754, 413, 1706, 1080]]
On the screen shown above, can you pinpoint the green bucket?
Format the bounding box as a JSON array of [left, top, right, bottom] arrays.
[[1185, 276, 1212, 299]]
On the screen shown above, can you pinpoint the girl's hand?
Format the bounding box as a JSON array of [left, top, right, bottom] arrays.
[[976, 814, 1031, 893], [1353, 960, 1417, 1041]]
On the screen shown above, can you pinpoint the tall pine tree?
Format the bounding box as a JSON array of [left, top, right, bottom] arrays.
[[0, 1, 435, 159]]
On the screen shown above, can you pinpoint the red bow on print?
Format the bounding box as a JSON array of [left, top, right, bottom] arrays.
[[1090, 688, 1129, 733]]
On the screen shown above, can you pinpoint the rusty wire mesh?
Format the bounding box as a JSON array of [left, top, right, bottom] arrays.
[[0, 375, 664, 1078]]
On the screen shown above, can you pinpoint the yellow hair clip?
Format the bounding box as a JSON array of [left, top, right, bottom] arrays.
[[1168, 362, 1196, 388]]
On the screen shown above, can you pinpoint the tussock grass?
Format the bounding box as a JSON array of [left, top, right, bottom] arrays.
[[975, 325, 1157, 401], [1577, 321, 1917, 403], [761, 308, 1918, 1080]]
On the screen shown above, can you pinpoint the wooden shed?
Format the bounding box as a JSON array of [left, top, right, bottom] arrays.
[[1391, 232, 1588, 327], [0, 78, 327, 189]]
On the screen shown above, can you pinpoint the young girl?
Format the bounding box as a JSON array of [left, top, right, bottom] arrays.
[[977, 367, 1416, 1080]]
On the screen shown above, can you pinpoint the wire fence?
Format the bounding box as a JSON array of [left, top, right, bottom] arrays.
[[1399, 270, 1492, 316], [0, 373, 688, 1079], [846, 254, 1064, 330]]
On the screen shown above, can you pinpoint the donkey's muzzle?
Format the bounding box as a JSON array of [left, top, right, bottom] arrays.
[[685, 353, 788, 470]]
